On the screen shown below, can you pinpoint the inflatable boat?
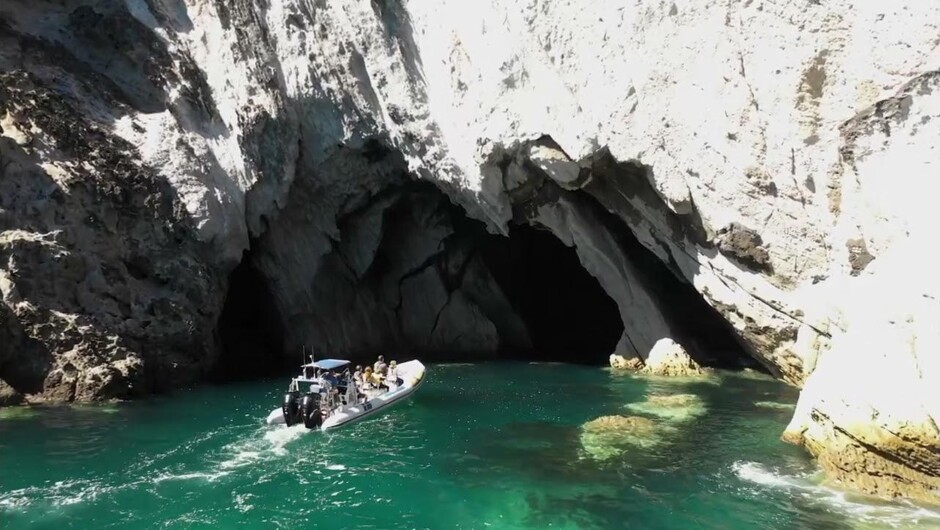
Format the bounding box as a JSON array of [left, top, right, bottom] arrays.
[[265, 358, 426, 431]]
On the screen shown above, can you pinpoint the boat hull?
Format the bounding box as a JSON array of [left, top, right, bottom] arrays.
[[265, 360, 426, 430]]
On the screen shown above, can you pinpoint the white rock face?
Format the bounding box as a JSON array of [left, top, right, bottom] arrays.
[[0, 0, 938, 501], [640, 338, 707, 377], [781, 75, 940, 501]]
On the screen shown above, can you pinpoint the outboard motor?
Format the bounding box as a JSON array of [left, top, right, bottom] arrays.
[[302, 393, 323, 430], [282, 391, 300, 427]]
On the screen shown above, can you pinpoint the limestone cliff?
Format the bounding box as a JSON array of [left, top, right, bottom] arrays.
[[0, 0, 937, 501]]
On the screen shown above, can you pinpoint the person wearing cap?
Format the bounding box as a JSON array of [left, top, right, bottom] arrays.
[[386, 360, 402, 389], [373, 355, 388, 376]]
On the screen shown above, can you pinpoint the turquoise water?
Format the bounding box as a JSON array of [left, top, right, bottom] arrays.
[[2, 363, 939, 529]]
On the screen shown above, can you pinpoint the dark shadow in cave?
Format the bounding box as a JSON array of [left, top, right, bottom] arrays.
[[477, 223, 625, 364], [211, 253, 286, 381], [580, 190, 762, 371]]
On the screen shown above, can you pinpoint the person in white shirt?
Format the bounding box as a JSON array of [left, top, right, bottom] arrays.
[[374, 355, 388, 376], [345, 377, 359, 405], [386, 360, 401, 389]]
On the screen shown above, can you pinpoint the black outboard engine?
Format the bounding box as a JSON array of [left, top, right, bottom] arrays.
[[302, 393, 323, 429], [282, 391, 300, 427]]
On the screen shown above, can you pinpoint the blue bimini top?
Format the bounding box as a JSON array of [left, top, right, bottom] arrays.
[[302, 359, 351, 371]]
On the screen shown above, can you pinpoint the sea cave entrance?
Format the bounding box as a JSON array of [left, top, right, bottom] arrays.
[[213, 179, 758, 379], [212, 253, 285, 381]]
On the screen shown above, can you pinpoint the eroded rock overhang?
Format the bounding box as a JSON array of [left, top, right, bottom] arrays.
[[218, 139, 755, 372]]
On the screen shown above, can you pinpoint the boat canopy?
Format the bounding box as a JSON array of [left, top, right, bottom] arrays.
[[302, 359, 351, 370]]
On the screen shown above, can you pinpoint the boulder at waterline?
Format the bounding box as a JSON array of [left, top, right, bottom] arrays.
[[639, 339, 709, 377]]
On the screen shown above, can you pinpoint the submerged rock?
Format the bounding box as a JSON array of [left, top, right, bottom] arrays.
[[639, 339, 709, 377], [579, 415, 666, 461], [0, 405, 39, 421], [626, 393, 707, 422]]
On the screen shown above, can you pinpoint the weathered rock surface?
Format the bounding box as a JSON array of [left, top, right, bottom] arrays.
[[579, 414, 665, 461], [0, 378, 22, 405], [626, 393, 707, 423], [0, 69, 224, 401], [0, 0, 937, 501], [609, 354, 643, 371], [782, 236, 940, 502], [639, 338, 708, 377]]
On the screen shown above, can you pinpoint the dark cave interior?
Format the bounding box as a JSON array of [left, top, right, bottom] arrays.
[[212, 253, 285, 381], [478, 223, 624, 364], [214, 181, 759, 380]]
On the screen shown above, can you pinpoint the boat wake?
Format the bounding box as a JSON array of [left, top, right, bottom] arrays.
[[0, 423, 310, 513], [219, 424, 308, 470], [0, 479, 112, 510], [732, 461, 940, 528]]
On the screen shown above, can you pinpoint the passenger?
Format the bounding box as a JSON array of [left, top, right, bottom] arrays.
[[345, 377, 358, 405], [372, 355, 388, 376], [353, 365, 364, 385], [369, 367, 385, 388], [386, 360, 401, 388], [362, 366, 375, 389], [323, 370, 339, 386]]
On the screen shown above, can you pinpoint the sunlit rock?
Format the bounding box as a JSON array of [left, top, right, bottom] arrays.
[[639, 339, 709, 377], [609, 354, 643, 371], [0, 379, 23, 406], [783, 238, 940, 503], [626, 393, 707, 422]]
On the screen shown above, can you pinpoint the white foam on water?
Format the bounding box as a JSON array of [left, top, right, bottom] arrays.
[[121, 424, 309, 496], [2, 420, 324, 515], [263, 423, 308, 451], [220, 450, 262, 470], [733, 461, 940, 528], [732, 461, 805, 488], [215, 423, 308, 472], [56, 482, 115, 506], [0, 496, 29, 510], [754, 401, 796, 410], [326, 464, 346, 471], [233, 493, 254, 513], [151, 470, 231, 484], [0, 477, 132, 510]]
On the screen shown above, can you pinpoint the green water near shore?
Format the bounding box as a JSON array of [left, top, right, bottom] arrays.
[[2, 363, 938, 529]]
